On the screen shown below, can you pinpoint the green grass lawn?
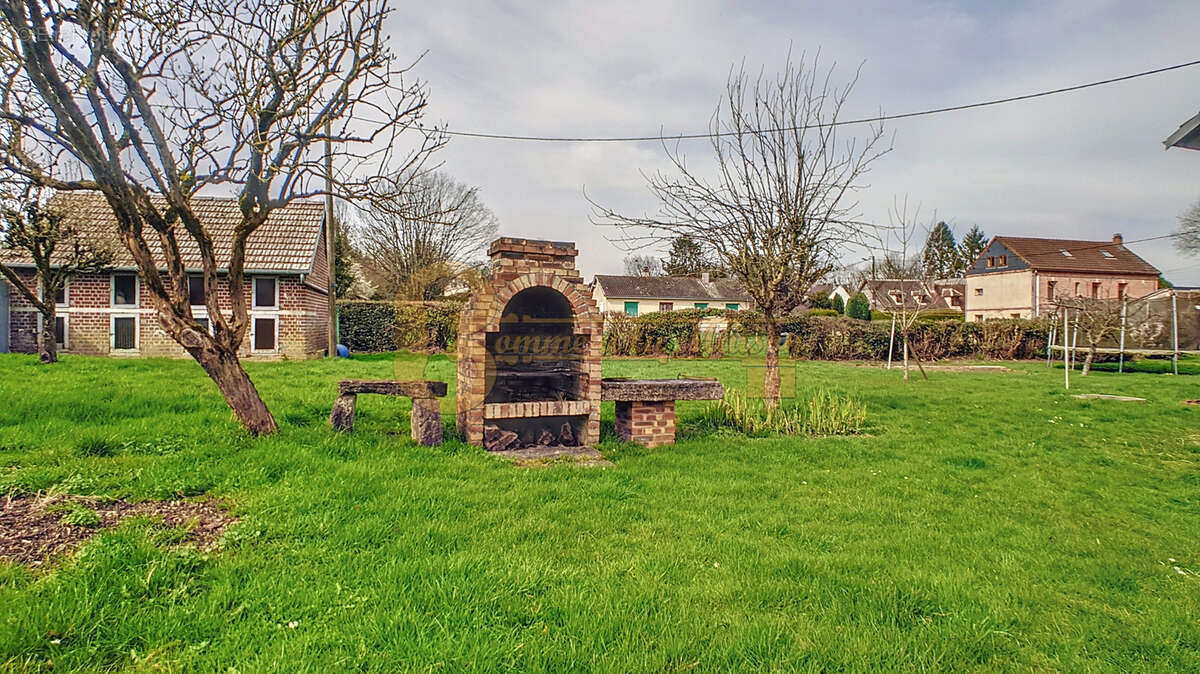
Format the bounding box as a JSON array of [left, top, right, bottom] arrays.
[[1, 352, 1198, 672]]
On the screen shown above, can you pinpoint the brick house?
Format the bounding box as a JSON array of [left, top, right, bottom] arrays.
[[592, 273, 754, 315], [1, 192, 330, 359], [964, 234, 1160, 322]]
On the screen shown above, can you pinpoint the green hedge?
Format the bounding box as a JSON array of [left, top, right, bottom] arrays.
[[337, 300, 462, 353]]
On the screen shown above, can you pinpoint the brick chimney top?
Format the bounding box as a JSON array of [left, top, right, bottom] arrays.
[[487, 237, 577, 261], [701, 271, 711, 283], [1112, 233, 1123, 245]]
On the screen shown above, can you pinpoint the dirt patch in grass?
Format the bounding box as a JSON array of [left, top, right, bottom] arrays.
[[0, 496, 235, 566]]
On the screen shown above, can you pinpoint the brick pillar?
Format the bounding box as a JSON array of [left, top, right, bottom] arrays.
[[614, 400, 676, 448]]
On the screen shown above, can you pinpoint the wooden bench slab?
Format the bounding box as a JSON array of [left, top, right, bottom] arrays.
[[330, 379, 447, 445]]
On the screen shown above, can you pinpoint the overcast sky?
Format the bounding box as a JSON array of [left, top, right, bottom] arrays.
[[384, 0, 1200, 286]]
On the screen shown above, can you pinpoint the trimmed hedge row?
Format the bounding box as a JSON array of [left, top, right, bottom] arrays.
[[339, 299, 1050, 361], [337, 300, 461, 352]]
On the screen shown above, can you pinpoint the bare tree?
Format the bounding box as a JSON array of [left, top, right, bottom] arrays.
[[623, 254, 663, 276], [1054, 295, 1123, 376], [352, 170, 498, 300], [885, 197, 933, 380], [591, 55, 889, 407], [1176, 197, 1200, 256], [0, 183, 114, 362], [0, 0, 442, 433]]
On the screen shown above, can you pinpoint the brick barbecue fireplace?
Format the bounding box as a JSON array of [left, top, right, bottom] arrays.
[[456, 238, 602, 451]]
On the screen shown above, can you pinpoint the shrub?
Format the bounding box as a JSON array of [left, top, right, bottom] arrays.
[[806, 293, 832, 310], [807, 308, 840, 317], [699, 389, 866, 436], [831, 294, 845, 315], [338, 300, 463, 353], [846, 293, 871, 320]]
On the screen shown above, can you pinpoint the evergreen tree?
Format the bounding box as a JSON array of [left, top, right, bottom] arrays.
[[847, 292, 871, 320], [333, 218, 356, 299], [921, 221, 958, 279], [831, 293, 845, 314], [957, 225, 988, 274], [662, 235, 707, 276]]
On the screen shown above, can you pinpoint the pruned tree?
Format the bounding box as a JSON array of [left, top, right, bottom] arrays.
[[877, 253, 924, 281], [623, 254, 663, 276], [353, 170, 498, 300], [0, 0, 444, 433], [1176, 197, 1200, 256], [1054, 296, 1123, 376], [591, 55, 888, 408], [921, 220, 957, 279], [884, 197, 935, 380], [957, 225, 988, 271], [0, 184, 114, 362]]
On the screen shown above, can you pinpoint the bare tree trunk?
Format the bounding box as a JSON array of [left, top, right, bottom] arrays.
[[38, 304, 57, 364], [191, 344, 278, 434], [903, 337, 910, 380], [764, 315, 781, 409], [1082, 346, 1095, 376]]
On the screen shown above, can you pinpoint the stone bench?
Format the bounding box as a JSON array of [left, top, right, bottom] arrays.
[[601, 378, 724, 448], [330, 379, 448, 445]]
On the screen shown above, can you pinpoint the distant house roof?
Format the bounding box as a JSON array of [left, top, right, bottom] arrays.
[[594, 274, 754, 303], [1164, 110, 1200, 151], [969, 236, 1160, 276], [1, 191, 325, 274], [858, 279, 936, 310]]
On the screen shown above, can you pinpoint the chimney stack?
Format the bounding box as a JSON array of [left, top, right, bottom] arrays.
[[640, 266, 650, 277], [701, 271, 710, 283], [1112, 233, 1123, 245]]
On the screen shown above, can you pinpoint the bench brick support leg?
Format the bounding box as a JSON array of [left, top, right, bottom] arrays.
[[411, 397, 443, 446], [614, 400, 676, 448], [330, 393, 357, 431]]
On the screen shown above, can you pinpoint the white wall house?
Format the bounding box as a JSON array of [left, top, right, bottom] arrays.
[[592, 273, 754, 316]]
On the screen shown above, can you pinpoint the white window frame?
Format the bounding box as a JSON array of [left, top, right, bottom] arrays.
[[253, 276, 279, 310], [193, 315, 215, 336], [111, 273, 139, 307], [250, 315, 279, 353], [111, 314, 140, 352]]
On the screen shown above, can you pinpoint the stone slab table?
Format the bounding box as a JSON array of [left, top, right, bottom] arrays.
[[601, 378, 724, 448], [330, 379, 448, 445]]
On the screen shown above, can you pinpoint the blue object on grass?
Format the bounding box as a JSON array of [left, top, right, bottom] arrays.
[[336, 344, 349, 358]]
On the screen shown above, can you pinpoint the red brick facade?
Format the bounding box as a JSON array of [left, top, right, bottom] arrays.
[[4, 267, 328, 360]]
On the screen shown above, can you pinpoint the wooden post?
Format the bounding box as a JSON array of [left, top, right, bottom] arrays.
[[1070, 310, 1080, 370], [1046, 323, 1056, 367], [1172, 290, 1179, 376], [325, 120, 337, 357], [886, 313, 896, 370], [1062, 310, 1070, 390], [1118, 299, 1127, 374]]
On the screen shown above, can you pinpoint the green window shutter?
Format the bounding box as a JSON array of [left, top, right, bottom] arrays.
[[624, 301, 639, 316], [694, 302, 708, 309], [725, 303, 739, 310]]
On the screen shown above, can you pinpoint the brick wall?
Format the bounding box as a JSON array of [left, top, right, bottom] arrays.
[[614, 400, 676, 448], [3, 268, 327, 359]]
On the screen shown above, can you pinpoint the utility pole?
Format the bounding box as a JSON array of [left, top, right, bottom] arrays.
[[325, 121, 337, 357]]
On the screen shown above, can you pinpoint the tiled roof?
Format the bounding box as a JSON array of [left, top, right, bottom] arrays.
[[984, 236, 1159, 276], [859, 279, 935, 310], [1, 191, 324, 273], [594, 274, 754, 302]]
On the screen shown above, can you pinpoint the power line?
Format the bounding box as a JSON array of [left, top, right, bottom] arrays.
[[441, 58, 1200, 143]]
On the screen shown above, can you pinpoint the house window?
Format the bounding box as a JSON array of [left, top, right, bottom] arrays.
[[253, 277, 278, 309], [623, 301, 638, 317], [998, 255, 1007, 266], [694, 302, 708, 309], [1118, 282, 1127, 299], [189, 276, 206, 306], [55, 316, 67, 349], [1010, 313, 1020, 319], [1100, 250, 1115, 259], [659, 302, 673, 312], [973, 288, 983, 296], [1091, 282, 1100, 299], [1074, 282, 1080, 296], [195, 317, 212, 334], [1060, 249, 1073, 257], [112, 316, 138, 351], [974, 314, 984, 322], [889, 291, 903, 304], [1047, 280, 1057, 298], [986, 257, 995, 268], [112, 274, 138, 306], [725, 303, 739, 311], [253, 317, 277, 351], [54, 282, 67, 307]]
